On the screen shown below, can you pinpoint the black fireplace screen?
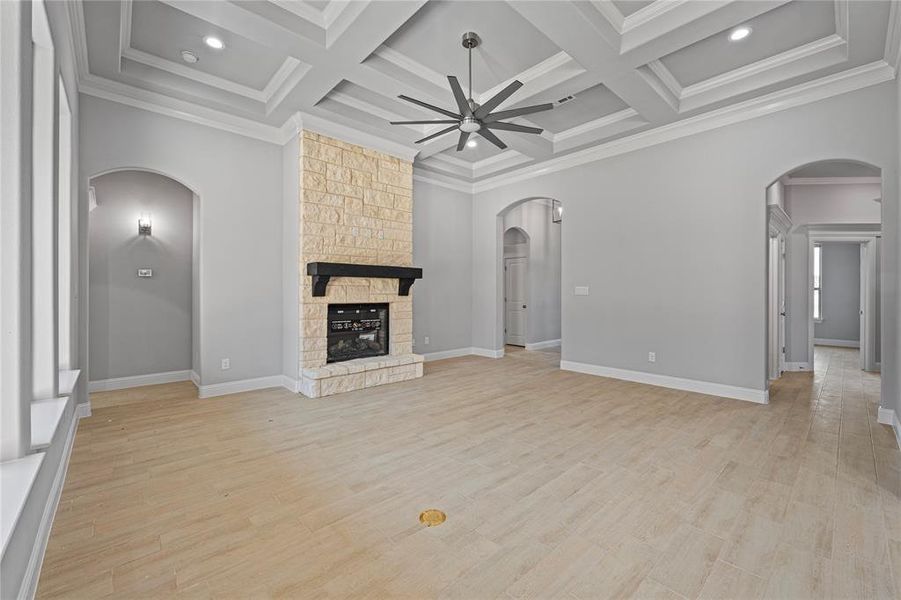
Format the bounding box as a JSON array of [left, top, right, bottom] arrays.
[[327, 303, 389, 363]]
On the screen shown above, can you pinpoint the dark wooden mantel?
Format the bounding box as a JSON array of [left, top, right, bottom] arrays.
[[306, 262, 423, 297]]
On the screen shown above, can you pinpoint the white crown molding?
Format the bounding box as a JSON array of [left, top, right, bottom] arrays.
[[412, 172, 473, 194], [288, 111, 419, 160], [472, 60, 895, 194], [784, 176, 882, 186], [679, 34, 848, 112], [79, 74, 286, 144], [551, 107, 642, 143], [117, 0, 132, 73], [768, 204, 792, 237], [561, 359, 769, 404]]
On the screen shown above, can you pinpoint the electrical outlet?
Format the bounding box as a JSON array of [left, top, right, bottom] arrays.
[[221, 358, 230, 370], [424, 336, 430, 345], [574, 286, 589, 296], [648, 352, 656, 363]]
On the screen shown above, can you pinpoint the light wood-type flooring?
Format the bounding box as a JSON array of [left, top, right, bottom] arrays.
[[37, 346, 899, 598]]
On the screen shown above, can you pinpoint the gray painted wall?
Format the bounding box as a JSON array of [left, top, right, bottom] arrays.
[[503, 199, 562, 345], [79, 95, 283, 386], [471, 83, 898, 408], [814, 243, 860, 342], [412, 178, 472, 355], [785, 230, 809, 363], [281, 135, 299, 380], [89, 170, 193, 380]]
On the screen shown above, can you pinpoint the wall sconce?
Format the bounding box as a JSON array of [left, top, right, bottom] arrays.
[[552, 199, 562, 224], [138, 213, 152, 236]]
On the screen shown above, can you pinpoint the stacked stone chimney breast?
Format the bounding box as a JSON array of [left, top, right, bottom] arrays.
[[297, 131, 422, 398]]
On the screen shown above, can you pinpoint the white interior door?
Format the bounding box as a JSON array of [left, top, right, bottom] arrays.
[[505, 257, 527, 346]]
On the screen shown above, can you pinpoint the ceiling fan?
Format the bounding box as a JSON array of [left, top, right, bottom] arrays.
[[389, 32, 554, 151]]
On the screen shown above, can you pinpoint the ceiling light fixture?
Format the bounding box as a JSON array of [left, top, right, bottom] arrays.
[[466, 139, 477, 148], [728, 26, 751, 42], [180, 50, 198, 64], [203, 35, 224, 50]]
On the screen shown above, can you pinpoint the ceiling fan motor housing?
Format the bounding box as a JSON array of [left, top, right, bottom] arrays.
[[462, 32, 481, 49]]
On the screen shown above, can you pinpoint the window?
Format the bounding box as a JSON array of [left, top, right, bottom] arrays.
[[813, 244, 822, 321]]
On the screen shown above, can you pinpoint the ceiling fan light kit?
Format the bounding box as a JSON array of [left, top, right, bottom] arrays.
[[389, 32, 554, 152]]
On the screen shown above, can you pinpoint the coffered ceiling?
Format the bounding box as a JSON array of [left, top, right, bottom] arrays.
[[70, 0, 901, 185]]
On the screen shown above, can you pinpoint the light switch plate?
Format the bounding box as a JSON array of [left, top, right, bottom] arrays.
[[137, 268, 153, 278], [574, 286, 589, 296]]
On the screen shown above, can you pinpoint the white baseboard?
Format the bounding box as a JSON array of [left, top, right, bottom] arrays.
[[422, 347, 476, 362], [190, 370, 200, 387], [783, 362, 811, 371], [525, 339, 561, 351], [74, 402, 91, 419], [471, 347, 504, 359], [814, 338, 860, 348], [89, 370, 192, 392], [197, 375, 284, 399], [281, 375, 299, 393], [877, 407, 901, 450], [20, 407, 80, 600], [560, 360, 769, 404]]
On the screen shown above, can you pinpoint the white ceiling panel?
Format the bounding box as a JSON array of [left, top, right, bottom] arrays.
[[381, 0, 561, 95], [526, 83, 630, 133], [130, 1, 286, 90], [659, 1, 837, 87]]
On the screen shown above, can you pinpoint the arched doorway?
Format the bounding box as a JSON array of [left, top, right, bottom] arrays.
[[765, 159, 882, 399], [87, 168, 202, 393], [496, 198, 562, 356]]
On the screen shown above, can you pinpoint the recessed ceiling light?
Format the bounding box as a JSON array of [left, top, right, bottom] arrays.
[[203, 35, 224, 50], [728, 26, 751, 42], [466, 139, 477, 148], [181, 50, 198, 64]]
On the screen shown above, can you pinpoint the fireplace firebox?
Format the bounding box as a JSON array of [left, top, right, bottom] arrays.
[[327, 303, 389, 363]]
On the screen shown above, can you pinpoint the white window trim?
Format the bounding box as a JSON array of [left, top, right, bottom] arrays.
[[813, 243, 824, 323]]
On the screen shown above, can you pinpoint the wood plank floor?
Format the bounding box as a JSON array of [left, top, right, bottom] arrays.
[[38, 346, 899, 599]]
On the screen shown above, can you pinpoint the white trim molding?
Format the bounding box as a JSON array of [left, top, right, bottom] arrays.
[[471, 347, 505, 359], [20, 411, 80, 600], [421, 348, 477, 362], [560, 360, 769, 404], [784, 176, 882, 186], [525, 339, 562, 351], [814, 338, 860, 348], [783, 362, 812, 372], [197, 375, 285, 399], [190, 371, 200, 387], [280, 376, 299, 393], [89, 370, 192, 392], [74, 402, 91, 419], [877, 407, 901, 449]]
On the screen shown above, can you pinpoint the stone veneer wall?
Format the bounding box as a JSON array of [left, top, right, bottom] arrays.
[[297, 131, 422, 397]]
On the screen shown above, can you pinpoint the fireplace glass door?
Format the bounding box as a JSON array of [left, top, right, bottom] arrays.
[[326, 303, 389, 363]]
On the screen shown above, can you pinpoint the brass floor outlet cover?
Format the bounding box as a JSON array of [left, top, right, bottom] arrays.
[[419, 509, 446, 527]]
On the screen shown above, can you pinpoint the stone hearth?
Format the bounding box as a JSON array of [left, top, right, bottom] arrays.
[[296, 131, 422, 398]]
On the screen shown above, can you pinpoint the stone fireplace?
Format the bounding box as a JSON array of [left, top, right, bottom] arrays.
[[295, 131, 423, 398]]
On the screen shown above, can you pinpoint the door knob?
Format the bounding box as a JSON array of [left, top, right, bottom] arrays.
[[522, 304, 527, 309]]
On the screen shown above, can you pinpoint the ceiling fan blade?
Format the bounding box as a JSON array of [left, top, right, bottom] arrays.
[[483, 103, 554, 123], [389, 119, 460, 125], [483, 121, 544, 135], [415, 124, 459, 144], [447, 76, 472, 117], [398, 95, 461, 120], [456, 131, 470, 151], [478, 127, 508, 150], [473, 80, 523, 120]]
